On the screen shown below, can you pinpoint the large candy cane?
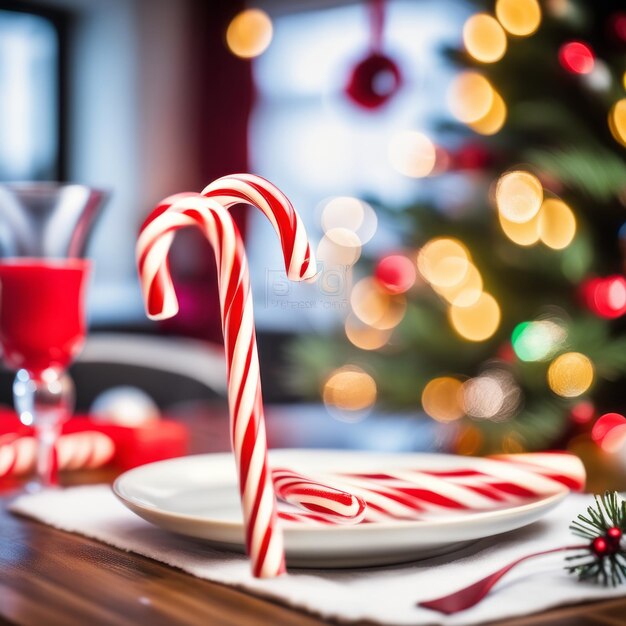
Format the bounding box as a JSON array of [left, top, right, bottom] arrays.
[[137, 177, 316, 577]]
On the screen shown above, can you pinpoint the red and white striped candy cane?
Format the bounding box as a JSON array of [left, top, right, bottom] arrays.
[[270, 453, 585, 525], [272, 468, 366, 524], [0, 432, 115, 478], [137, 177, 316, 577], [202, 174, 317, 282]]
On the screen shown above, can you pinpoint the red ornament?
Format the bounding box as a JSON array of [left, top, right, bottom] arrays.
[[581, 275, 626, 319], [346, 0, 402, 109], [559, 41, 595, 75], [592, 536, 608, 556], [346, 53, 402, 109], [607, 526, 623, 548], [374, 254, 416, 294]]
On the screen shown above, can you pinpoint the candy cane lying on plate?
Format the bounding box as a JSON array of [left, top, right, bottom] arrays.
[[0, 432, 115, 478], [271, 453, 585, 525], [272, 468, 366, 524]]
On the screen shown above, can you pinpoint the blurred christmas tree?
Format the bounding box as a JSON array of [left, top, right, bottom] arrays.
[[288, 0, 626, 454]]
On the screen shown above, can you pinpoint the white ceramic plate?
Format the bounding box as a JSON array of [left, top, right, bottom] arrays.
[[113, 450, 567, 568]]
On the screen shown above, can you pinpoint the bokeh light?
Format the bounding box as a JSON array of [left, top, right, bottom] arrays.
[[374, 255, 417, 295], [462, 376, 503, 419], [388, 131, 437, 178], [350, 277, 407, 330], [455, 425, 483, 455], [468, 91, 507, 135], [547, 352, 594, 398], [421, 377, 464, 422], [538, 198, 576, 250], [499, 210, 540, 246], [512, 320, 566, 361], [608, 98, 626, 148], [558, 41, 595, 75], [417, 238, 470, 288], [462, 368, 521, 420], [447, 72, 495, 124], [226, 9, 273, 59], [322, 366, 377, 413], [449, 292, 501, 341], [433, 262, 483, 307], [583, 276, 626, 319], [592, 413, 626, 453], [495, 170, 543, 223], [321, 197, 378, 246], [495, 0, 542, 36], [345, 315, 392, 351], [570, 401, 595, 425], [316, 230, 362, 268], [463, 14, 507, 63]]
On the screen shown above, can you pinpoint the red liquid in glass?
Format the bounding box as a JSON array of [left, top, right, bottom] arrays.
[[0, 260, 90, 374]]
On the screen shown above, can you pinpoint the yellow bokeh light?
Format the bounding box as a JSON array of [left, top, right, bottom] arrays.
[[502, 434, 526, 454], [447, 72, 495, 124], [499, 210, 540, 246], [495, 170, 543, 223], [495, 0, 541, 37], [547, 352, 594, 398], [417, 238, 471, 288], [345, 315, 391, 351], [323, 366, 377, 412], [449, 292, 501, 341], [463, 14, 507, 63], [421, 377, 464, 422], [608, 98, 626, 148], [456, 425, 483, 455], [433, 262, 483, 307], [538, 198, 576, 250], [350, 278, 406, 330], [388, 131, 437, 178], [468, 91, 507, 135], [226, 9, 273, 59]]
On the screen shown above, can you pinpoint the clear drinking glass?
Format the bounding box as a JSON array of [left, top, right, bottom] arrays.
[[0, 183, 105, 489]]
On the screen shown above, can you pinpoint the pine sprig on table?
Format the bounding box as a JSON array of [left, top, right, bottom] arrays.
[[567, 492, 626, 587]]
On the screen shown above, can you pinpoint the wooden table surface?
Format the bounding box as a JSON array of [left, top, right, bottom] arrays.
[[1, 405, 625, 626]]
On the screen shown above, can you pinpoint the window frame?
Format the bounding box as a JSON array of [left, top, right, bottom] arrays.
[[0, 0, 68, 181]]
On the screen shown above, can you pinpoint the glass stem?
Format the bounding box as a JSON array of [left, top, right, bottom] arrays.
[[13, 368, 74, 490], [34, 419, 61, 487]]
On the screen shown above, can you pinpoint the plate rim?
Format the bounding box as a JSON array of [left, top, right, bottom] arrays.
[[112, 450, 569, 533]]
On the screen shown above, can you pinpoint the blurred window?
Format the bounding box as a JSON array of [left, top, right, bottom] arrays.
[[249, 0, 468, 330], [0, 9, 59, 181]]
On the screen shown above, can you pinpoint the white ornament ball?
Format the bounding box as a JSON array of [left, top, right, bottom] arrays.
[[90, 386, 160, 427]]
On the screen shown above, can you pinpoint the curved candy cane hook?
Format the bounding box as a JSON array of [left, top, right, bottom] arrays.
[[202, 173, 318, 281]]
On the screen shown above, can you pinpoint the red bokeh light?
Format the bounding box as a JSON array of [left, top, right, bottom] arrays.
[[558, 42, 595, 75], [592, 413, 626, 452], [570, 401, 595, 424], [374, 255, 417, 294], [581, 275, 626, 319]]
